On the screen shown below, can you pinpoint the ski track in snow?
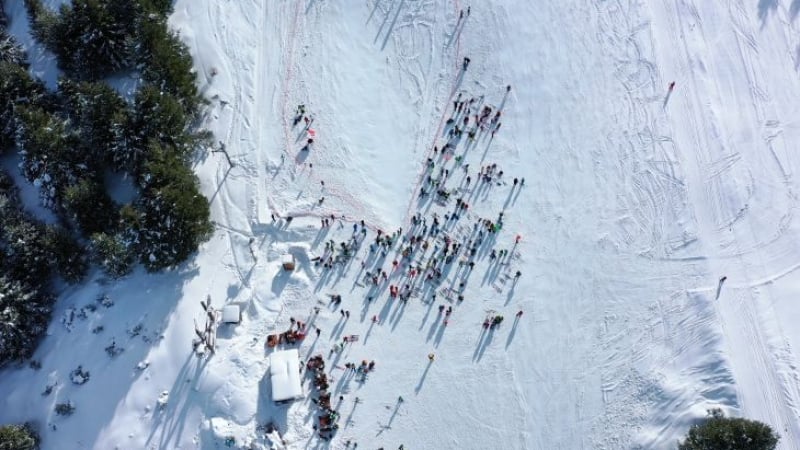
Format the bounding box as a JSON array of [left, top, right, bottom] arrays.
[[3, 0, 800, 449]]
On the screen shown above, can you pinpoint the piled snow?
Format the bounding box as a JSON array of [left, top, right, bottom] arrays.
[[1, 0, 800, 449]]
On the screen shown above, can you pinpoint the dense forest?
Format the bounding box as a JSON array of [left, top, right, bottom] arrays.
[[0, 0, 212, 372]]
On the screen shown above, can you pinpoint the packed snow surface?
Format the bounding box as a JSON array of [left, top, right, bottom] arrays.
[[3, 0, 800, 449]]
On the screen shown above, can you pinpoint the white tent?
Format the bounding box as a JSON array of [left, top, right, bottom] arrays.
[[269, 349, 303, 403]]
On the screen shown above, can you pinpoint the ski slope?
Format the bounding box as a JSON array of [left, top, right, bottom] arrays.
[[3, 0, 800, 448]]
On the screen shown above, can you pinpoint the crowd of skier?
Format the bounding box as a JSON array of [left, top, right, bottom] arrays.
[[266, 13, 527, 445]]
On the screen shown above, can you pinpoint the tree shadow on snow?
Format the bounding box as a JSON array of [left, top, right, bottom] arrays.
[[23, 262, 202, 449], [147, 353, 211, 450], [271, 268, 292, 297], [757, 0, 778, 26], [253, 368, 290, 447]]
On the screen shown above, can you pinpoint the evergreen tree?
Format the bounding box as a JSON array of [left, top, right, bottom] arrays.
[[139, 0, 173, 17], [23, 0, 60, 50], [1, 219, 56, 284], [126, 85, 188, 174], [0, 29, 28, 67], [63, 178, 118, 235], [1, 216, 87, 285], [90, 231, 135, 278], [0, 170, 21, 227], [58, 78, 130, 166], [0, 62, 48, 152], [0, 276, 53, 365], [0, 423, 39, 450], [136, 142, 212, 270], [138, 18, 201, 113], [25, 0, 138, 79], [43, 226, 88, 283], [679, 409, 779, 450], [15, 106, 91, 206]]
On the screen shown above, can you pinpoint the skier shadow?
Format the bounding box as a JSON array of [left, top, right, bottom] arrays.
[[504, 281, 517, 305], [792, 0, 800, 20], [363, 320, 377, 344], [295, 149, 310, 165], [313, 268, 335, 293], [330, 315, 347, 341], [433, 320, 447, 348], [505, 316, 520, 349], [335, 370, 353, 396], [425, 314, 441, 343], [662, 90, 673, 109], [503, 187, 516, 210], [414, 360, 434, 393], [453, 67, 466, 94], [311, 226, 331, 250], [418, 286, 438, 330], [305, 333, 320, 359], [366, 0, 382, 24], [472, 327, 494, 362], [344, 399, 360, 430], [377, 401, 402, 436], [758, 0, 778, 26], [305, 0, 318, 14], [446, 15, 466, 48], [380, 0, 405, 51], [480, 260, 504, 287], [389, 298, 408, 331]]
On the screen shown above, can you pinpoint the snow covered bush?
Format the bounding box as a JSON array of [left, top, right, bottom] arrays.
[[0, 423, 39, 450], [69, 365, 90, 385], [54, 402, 75, 416], [679, 408, 779, 450]]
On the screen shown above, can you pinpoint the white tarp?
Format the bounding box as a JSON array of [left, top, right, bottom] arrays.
[[269, 349, 303, 402], [222, 305, 240, 323]]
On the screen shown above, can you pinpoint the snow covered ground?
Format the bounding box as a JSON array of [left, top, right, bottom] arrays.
[[3, 0, 800, 448]]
